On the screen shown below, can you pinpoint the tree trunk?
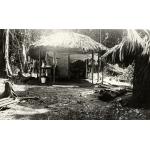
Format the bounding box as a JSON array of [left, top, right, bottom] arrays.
[[132, 55, 150, 107], [15, 29, 27, 75], [18, 44, 27, 73], [17, 47, 24, 75], [22, 43, 27, 67], [0, 81, 17, 99], [5, 29, 12, 77], [0, 30, 6, 77], [0, 29, 12, 78]]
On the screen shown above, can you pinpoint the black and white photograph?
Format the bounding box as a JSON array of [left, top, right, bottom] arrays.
[[0, 29, 149, 120], [0, 0, 150, 150]]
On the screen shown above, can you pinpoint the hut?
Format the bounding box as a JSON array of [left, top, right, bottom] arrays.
[[102, 29, 150, 107], [28, 31, 108, 83]]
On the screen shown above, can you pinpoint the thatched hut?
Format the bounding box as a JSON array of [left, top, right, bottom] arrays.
[[102, 29, 150, 107], [28, 31, 108, 83]]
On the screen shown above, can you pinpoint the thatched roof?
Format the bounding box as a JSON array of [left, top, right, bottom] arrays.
[[29, 31, 108, 59], [102, 30, 146, 66]]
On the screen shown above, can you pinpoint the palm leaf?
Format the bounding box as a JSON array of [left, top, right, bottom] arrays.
[[102, 29, 146, 66]]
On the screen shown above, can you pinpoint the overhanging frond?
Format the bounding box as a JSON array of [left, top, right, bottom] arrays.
[[102, 29, 145, 66]]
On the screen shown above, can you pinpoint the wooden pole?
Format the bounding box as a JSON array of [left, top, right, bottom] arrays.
[[101, 30, 105, 85], [97, 29, 101, 82], [91, 51, 94, 84], [39, 50, 41, 81], [68, 54, 70, 80], [53, 52, 56, 84], [85, 59, 88, 79]]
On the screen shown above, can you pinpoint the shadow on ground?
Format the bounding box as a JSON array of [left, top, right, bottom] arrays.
[[0, 79, 148, 120]]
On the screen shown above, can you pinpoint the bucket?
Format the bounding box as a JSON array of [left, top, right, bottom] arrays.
[[41, 77, 46, 83]]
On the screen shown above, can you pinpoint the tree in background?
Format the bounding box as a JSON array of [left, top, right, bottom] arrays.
[[9, 29, 42, 75], [0, 29, 13, 77], [5, 29, 12, 77], [0, 29, 43, 77], [102, 30, 150, 107]]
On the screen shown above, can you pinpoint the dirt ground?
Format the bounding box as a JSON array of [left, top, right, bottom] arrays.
[[0, 78, 148, 120]]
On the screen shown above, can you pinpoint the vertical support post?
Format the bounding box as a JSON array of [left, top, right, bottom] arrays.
[[68, 54, 71, 80], [91, 51, 94, 84], [98, 29, 101, 83], [39, 50, 41, 81], [101, 29, 105, 85], [85, 59, 88, 79], [53, 52, 56, 84], [45, 52, 48, 77]]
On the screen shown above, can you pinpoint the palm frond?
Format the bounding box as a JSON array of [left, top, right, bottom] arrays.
[[102, 29, 145, 66]]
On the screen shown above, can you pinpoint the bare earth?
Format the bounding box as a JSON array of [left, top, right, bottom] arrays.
[[0, 79, 148, 120]]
